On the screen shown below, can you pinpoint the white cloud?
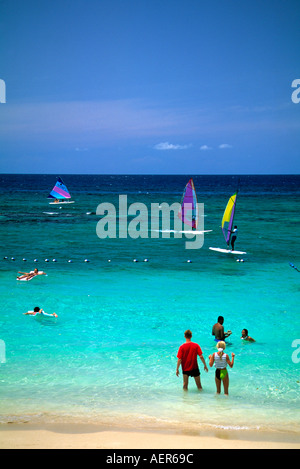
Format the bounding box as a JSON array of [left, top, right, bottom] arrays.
[[219, 143, 232, 149], [154, 142, 192, 150], [75, 147, 89, 152], [200, 145, 212, 151]]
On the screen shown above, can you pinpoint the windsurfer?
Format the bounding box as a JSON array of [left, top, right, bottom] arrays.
[[192, 214, 196, 230], [230, 225, 238, 250]]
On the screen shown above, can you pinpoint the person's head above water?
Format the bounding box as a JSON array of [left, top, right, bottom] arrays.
[[218, 316, 224, 325], [34, 307, 40, 312]]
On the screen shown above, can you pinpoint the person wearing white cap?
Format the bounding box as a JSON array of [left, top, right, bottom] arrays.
[[209, 341, 235, 395]]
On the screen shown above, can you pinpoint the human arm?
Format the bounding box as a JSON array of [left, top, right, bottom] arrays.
[[199, 355, 208, 372], [226, 353, 235, 368], [176, 359, 182, 377], [209, 354, 215, 368]]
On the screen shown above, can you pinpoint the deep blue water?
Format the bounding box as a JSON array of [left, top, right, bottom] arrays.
[[0, 174, 299, 433]]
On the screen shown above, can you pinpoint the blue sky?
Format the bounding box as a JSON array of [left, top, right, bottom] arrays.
[[0, 0, 299, 174]]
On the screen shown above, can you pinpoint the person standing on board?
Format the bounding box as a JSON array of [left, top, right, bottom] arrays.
[[212, 316, 232, 342], [176, 330, 208, 391], [230, 225, 238, 251]]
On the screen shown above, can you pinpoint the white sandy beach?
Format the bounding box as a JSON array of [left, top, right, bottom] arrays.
[[0, 424, 299, 449]]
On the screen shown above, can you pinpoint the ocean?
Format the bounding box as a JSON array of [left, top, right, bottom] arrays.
[[0, 174, 299, 435]]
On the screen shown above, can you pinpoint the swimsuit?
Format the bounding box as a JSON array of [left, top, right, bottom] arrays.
[[182, 368, 200, 378], [216, 368, 228, 380], [214, 352, 228, 380]]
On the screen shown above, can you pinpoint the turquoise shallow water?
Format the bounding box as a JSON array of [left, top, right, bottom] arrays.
[[0, 175, 299, 434]]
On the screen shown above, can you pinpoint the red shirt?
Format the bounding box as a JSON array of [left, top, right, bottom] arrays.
[[177, 341, 203, 372]]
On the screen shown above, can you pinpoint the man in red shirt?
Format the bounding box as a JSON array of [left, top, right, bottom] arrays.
[[176, 329, 208, 390]]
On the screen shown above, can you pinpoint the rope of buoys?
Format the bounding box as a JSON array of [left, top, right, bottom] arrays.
[[3, 257, 248, 264], [3, 256, 90, 263], [2, 257, 154, 264], [290, 262, 300, 272], [2, 256, 245, 264], [2, 256, 249, 265]]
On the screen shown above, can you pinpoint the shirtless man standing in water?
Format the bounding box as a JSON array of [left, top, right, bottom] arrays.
[[212, 316, 232, 341]]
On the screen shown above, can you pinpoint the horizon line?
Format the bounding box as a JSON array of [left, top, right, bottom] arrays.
[[1, 172, 299, 177]]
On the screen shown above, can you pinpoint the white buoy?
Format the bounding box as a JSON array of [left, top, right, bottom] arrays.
[[133, 259, 138, 262], [45, 259, 49, 263], [11, 257, 15, 261], [23, 258, 27, 262], [68, 260, 72, 263], [52, 259, 57, 262], [187, 259, 192, 263], [108, 259, 111, 263], [3, 257, 8, 260], [34, 259, 38, 263], [144, 259, 149, 262], [84, 259, 89, 263]]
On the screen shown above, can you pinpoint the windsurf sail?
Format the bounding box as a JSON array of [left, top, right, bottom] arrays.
[[221, 192, 237, 246], [48, 177, 71, 201], [178, 178, 198, 229]]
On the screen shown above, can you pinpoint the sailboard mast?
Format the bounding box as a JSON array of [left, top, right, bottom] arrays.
[[178, 178, 198, 230]]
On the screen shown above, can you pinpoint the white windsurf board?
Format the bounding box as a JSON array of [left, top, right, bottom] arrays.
[[152, 230, 212, 235], [209, 247, 247, 255], [49, 201, 75, 205]]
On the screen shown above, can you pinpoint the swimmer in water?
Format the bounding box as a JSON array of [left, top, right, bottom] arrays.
[[241, 329, 255, 342], [17, 269, 46, 281], [24, 307, 57, 318]]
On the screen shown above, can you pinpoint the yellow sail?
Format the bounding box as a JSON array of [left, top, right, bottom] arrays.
[[221, 193, 237, 245]]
